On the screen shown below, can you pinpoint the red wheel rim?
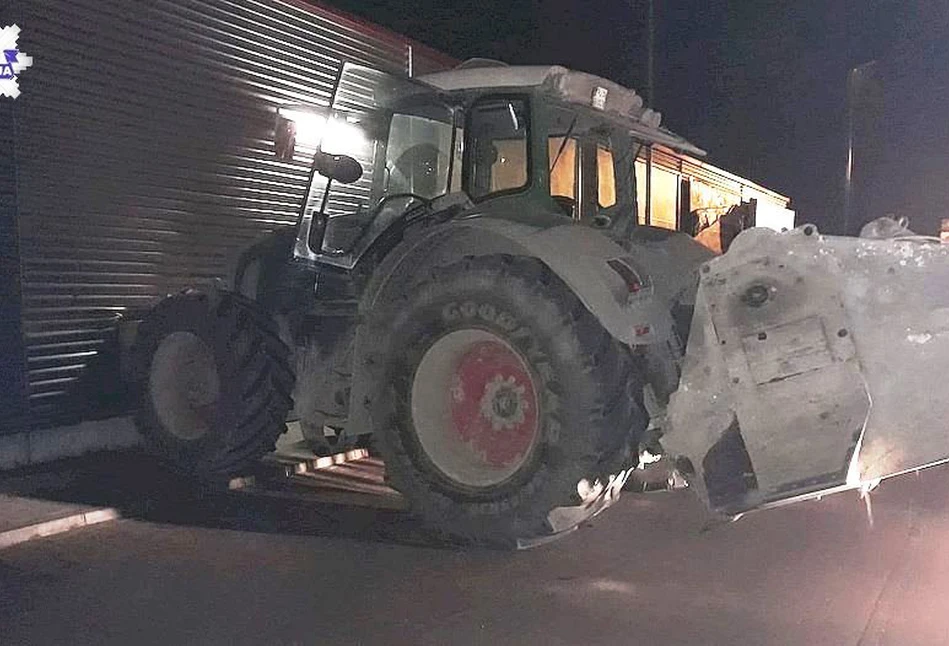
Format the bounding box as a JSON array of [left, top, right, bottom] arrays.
[[411, 329, 541, 488], [449, 340, 539, 468]]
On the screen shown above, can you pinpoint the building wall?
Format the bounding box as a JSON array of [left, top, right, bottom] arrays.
[[636, 144, 794, 240], [0, 85, 28, 434], [8, 0, 453, 432]]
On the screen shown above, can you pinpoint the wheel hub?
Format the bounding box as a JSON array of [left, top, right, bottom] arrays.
[[480, 375, 527, 431], [149, 331, 220, 441], [412, 329, 540, 488]]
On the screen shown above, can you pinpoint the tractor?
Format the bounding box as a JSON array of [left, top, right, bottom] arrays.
[[131, 61, 949, 547]]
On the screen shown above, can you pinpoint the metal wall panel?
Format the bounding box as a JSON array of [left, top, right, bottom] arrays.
[[0, 8, 29, 433], [13, 0, 451, 427]]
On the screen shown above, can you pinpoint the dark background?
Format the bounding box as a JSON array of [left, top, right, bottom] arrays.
[[330, 0, 949, 234]]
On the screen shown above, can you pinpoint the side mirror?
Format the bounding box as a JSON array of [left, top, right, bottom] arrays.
[[312, 151, 363, 184]]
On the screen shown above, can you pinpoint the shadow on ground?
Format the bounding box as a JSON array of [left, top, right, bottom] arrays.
[[0, 452, 470, 550]]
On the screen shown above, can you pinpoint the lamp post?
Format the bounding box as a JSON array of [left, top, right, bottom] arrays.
[[843, 60, 880, 236], [646, 0, 655, 107]]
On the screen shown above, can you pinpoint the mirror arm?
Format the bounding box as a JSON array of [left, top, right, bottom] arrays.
[[300, 142, 333, 254], [308, 149, 334, 254], [307, 181, 333, 255], [293, 154, 322, 233]]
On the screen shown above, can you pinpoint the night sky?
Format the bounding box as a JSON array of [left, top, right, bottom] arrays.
[[331, 0, 949, 233]]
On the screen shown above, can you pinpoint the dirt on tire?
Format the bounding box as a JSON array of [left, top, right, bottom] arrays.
[[133, 291, 295, 480], [364, 255, 647, 547]]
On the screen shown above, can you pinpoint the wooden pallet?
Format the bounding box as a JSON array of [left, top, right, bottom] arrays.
[[228, 422, 406, 510]]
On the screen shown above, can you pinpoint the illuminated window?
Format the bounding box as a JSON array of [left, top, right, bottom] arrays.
[[597, 145, 616, 208], [635, 159, 648, 224], [689, 180, 741, 234], [548, 136, 578, 200], [650, 166, 679, 230]]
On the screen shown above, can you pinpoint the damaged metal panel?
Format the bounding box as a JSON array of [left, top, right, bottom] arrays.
[[13, 0, 451, 427], [665, 225, 949, 514]]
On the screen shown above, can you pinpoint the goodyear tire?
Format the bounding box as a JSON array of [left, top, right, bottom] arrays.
[[366, 256, 647, 546], [133, 291, 295, 479]]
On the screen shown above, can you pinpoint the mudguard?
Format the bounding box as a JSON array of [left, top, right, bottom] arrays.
[[475, 219, 682, 345], [663, 225, 949, 515], [365, 218, 708, 345], [347, 218, 709, 439]]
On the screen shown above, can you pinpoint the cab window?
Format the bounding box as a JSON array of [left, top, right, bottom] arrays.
[[548, 107, 580, 217], [465, 98, 530, 200], [547, 107, 621, 221], [549, 136, 579, 201], [385, 111, 454, 200], [597, 144, 617, 208]]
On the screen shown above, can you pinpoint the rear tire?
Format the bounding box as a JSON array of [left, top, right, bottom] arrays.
[[133, 291, 295, 479], [365, 256, 646, 546]]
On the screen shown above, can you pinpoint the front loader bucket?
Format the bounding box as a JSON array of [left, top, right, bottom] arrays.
[[663, 225, 949, 515]]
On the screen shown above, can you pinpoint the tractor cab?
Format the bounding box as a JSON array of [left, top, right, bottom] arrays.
[[419, 63, 704, 240], [275, 62, 706, 269]]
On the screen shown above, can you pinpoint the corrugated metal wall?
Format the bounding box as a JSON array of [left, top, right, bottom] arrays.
[[0, 1, 28, 434], [10, 0, 453, 430], [0, 75, 28, 433]]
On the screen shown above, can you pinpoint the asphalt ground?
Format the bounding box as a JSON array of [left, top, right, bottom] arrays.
[[2, 453, 948, 645]]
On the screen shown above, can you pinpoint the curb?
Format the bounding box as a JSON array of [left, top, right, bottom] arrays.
[[0, 507, 121, 550]]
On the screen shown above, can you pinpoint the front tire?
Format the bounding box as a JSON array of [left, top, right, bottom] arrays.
[[366, 256, 646, 546], [133, 291, 295, 479]]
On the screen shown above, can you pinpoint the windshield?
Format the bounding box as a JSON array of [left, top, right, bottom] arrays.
[[300, 63, 456, 255], [384, 110, 454, 199], [315, 103, 455, 253]]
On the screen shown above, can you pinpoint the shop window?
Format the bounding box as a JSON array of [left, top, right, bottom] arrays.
[[650, 165, 679, 230], [635, 159, 648, 224]]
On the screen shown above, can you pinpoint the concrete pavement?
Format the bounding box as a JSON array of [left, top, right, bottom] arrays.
[[2, 459, 949, 645], [0, 461, 122, 551]]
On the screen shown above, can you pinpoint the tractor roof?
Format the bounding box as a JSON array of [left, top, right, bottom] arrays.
[[420, 64, 567, 92], [419, 63, 705, 156]]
